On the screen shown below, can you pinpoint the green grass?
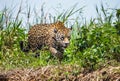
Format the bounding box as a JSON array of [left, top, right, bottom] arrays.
[[0, 4, 120, 71]]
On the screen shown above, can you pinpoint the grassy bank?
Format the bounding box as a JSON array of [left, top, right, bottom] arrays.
[[0, 4, 120, 71]]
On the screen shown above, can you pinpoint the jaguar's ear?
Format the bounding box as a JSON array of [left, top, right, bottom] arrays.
[[54, 28, 58, 33], [56, 21, 63, 25]]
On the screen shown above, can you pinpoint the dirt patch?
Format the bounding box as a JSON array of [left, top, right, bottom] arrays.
[[0, 65, 120, 81]]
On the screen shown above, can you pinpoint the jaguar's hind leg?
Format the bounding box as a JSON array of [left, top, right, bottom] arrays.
[[31, 45, 43, 58]]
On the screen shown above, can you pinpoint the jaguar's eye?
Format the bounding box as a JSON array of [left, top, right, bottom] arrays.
[[68, 36, 71, 40], [61, 36, 64, 40]]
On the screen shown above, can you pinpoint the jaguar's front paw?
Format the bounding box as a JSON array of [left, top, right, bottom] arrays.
[[56, 51, 63, 61]]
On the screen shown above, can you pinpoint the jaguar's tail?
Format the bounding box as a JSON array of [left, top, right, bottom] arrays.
[[19, 41, 30, 52]]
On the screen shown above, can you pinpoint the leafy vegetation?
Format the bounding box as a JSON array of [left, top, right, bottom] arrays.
[[64, 5, 120, 70], [0, 4, 120, 71]]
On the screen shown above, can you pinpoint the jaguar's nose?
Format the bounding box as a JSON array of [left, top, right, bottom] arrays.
[[64, 43, 69, 48], [65, 43, 69, 46]]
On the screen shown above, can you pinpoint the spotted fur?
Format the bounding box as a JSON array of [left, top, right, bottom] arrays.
[[20, 21, 71, 60]]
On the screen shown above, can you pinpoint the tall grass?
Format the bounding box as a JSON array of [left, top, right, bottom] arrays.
[[65, 5, 120, 70], [0, 3, 120, 71]]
